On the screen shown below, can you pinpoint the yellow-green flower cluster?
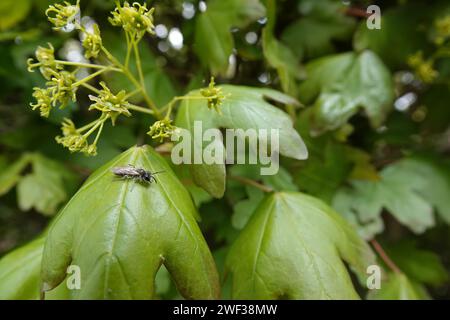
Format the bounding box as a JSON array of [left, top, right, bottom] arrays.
[[147, 119, 175, 142], [28, 43, 79, 117], [46, 0, 81, 31], [82, 24, 102, 59], [30, 70, 78, 117], [55, 118, 99, 156], [88, 82, 132, 124], [407, 51, 438, 84], [109, 2, 155, 40], [435, 15, 450, 45], [47, 71, 78, 106], [31, 88, 52, 117], [200, 77, 226, 113]]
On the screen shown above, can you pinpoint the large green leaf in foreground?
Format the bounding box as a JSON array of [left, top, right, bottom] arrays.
[[41, 145, 219, 299], [226, 192, 374, 299], [0, 236, 68, 300]]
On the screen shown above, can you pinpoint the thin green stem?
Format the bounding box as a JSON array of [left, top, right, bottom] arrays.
[[101, 45, 161, 118], [162, 95, 210, 117], [82, 118, 103, 138], [81, 82, 101, 95], [76, 119, 99, 133], [124, 88, 141, 100], [73, 68, 110, 87], [128, 103, 155, 115], [124, 32, 132, 68], [93, 120, 105, 145], [132, 38, 145, 90], [54, 60, 121, 72]]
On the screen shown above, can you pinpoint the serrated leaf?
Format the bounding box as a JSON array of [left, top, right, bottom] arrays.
[[175, 85, 307, 198], [281, 0, 355, 59], [195, 0, 265, 75], [226, 191, 375, 299], [0, 237, 68, 300], [41, 145, 219, 299], [17, 154, 69, 216], [0, 153, 74, 216], [299, 51, 394, 133], [333, 158, 450, 239]]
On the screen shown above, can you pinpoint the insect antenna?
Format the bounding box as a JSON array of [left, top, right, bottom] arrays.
[[152, 170, 166, 175]]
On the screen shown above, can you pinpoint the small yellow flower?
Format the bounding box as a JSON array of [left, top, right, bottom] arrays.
[[416, 61, 438, 84], [109, 2, 155, 40], [200, 77, 226, 113], [147, 119, 175, 142], [46, 0, 81, 31], [56, 117, 103, 156], [47, 71, 78, 108], [407, 51, 438, 84], [31, 87, 52, 117], [28, 43, 62, 80], [407, 51, 424, 68], [82, 24, 102, 59], [82, 144, 98, 156], [56, 133, 87, 153], [88, 82, 132, 124], [60, 118, 77, 136]]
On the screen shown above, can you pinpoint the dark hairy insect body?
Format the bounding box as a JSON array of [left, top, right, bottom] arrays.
[[112, 165, 164, 184]]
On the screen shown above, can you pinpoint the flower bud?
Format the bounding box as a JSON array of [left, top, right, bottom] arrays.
[[147, 119, 175, 142], [109, 2, 155, 40]]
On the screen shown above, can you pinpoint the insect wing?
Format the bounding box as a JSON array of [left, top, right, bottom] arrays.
[[112, 166, 140, 177]]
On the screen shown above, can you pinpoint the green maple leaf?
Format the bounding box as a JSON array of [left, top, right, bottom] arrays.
[[299, 51, 394, 133], [0, 153, 75, 216], [0, 236, 68, 300], [333, 158, 450, 239], [41, 146, 219, 299], [226, 191, 375, 299], [175, 85, 308, 198]]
